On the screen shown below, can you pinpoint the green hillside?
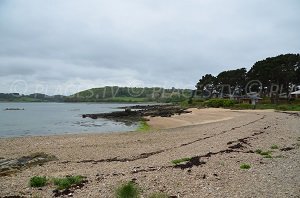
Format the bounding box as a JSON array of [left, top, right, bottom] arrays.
[[64, 86, 192, 103]]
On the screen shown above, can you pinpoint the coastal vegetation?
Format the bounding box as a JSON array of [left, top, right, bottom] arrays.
[[255, 149, 273, 158], [115, 181, 140, 198], [171, 157, 192, 165], [53, 175, 84, 190], [271, 145, 279, 149], [29, 176, 47, 188], [240, 163, 251, 170], [65, 86, 191, 103], [137, 120, 151, 132], [29, 175, 85, 190], [195, 54, 300, 101]]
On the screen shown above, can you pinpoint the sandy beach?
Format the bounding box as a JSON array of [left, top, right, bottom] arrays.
[[0, 108, 299, 197]]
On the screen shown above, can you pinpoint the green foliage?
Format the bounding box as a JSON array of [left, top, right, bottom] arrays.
[[232, 103, 253, 109], [115, 181, 140, 198], [255, 149, 262, 154], [171, 157, 191, 165], [271, 144, 279, 149], [53, 175, 84, 190], [148, 192, 169, 198], [137, 121, 151, 132], [65, 86, 191, 103], [240, 163, 251, 169], [263, 154, 273, 158], [180, 98, 205, 108], [256, 150, 273, 158], [260, 151, 272, 156], [203, 99, 235, 108], [195, 54, 300, 101], [29, 176, 47, 187]]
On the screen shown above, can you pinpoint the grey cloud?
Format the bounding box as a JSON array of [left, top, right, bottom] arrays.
[[0, 0, 299, 95]]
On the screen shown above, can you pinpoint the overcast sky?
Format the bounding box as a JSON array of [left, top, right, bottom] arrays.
[[0, 0, 299, 95]]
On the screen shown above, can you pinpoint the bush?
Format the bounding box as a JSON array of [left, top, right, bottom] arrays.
[[30, 176, 47, 187], [115, 181, 140, 198], [53, 175, 84, 190]]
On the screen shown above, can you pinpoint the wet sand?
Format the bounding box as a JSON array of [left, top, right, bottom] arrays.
[[0, 108, 299, 197]]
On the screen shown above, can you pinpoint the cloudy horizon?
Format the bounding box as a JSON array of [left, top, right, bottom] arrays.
[[0, 0, 299, 96]]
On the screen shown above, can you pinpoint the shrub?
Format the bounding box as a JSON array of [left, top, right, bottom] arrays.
[[271, 144, 279, 149], [115, 181, 140, 198], [53, 175, 84, 190], [30, 176, 47, 187], [240, 163, 251, 169]]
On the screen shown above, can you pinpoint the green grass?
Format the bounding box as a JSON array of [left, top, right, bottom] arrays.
[[263, 154, 273, 158], [240, 163, 251, 169], [271, 144, 279, 149], [29, 176, 47, 187], [255, 149, 273, 158], [148, 192, 169, 198], [171, 157, 191, 165], [115, 181, 140, 198], [260, 151, 272, 156], [255, 149, 262, 154], [137, 121, 151, 132], [53, 175, 84, 190]]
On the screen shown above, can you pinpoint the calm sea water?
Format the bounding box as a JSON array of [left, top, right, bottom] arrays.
[[0, 102, 142, 137]]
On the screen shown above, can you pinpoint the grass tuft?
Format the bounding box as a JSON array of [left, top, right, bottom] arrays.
[[240, 163, 251, 169], [271, 144, 279, 149], [53, 175, 84, 190], [171, 157, 191, 165], [255, 149, 262, 154], [263, 154, 273, 158], [29, 176, 47, 188], [148, 192, 169, 198], [115, 181, 140, 198], [137, 121, 151, 132]]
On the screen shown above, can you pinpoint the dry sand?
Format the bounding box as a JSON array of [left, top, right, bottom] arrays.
[[0, 108, 299, 198]]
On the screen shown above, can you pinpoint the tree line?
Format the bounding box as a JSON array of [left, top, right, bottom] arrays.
[[195, 53, 300, 100]]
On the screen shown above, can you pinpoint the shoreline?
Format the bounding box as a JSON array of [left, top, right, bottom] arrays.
[[0, 108, 299, 197]]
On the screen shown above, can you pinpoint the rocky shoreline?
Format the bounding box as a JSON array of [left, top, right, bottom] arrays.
[[82, 104, 192, 123]]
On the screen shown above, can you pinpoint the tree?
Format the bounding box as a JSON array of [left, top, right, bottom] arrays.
[[195, 74, 217, 98], [247, 54, 300, 102]]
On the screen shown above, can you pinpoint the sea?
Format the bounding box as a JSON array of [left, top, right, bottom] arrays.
[[0, 102, 143, 137]]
